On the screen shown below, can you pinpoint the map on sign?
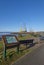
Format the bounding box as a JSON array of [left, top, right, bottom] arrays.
[[6, 36, 17, 43]]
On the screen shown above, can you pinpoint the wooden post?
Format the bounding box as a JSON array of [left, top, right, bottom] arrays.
[[3, 44, 6, 60], [17, 44, 19, 53]]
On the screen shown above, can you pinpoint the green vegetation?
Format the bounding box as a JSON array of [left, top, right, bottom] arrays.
[[0, 34, 38, 65], [0, 45, 34, 65], [0, 41, 3, 48], [18, 34, 35, 40], [0, 41, 3, 52]]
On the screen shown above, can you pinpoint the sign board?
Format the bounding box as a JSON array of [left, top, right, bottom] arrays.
[[6, 36, 17, 43], [2, 35, 20, 59], [2, 35, 19, 49]]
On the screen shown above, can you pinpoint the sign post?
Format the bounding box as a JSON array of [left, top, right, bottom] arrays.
[[3, 45, 6, 59]]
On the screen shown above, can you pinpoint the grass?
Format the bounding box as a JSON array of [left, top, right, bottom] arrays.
[[0, 41, 36, 65], [0, 35, 37, 65], [0, 41, 3, 52], [0, 46, 33, 65], [0, 44, 32, 65], [0, 41, 3, 48]]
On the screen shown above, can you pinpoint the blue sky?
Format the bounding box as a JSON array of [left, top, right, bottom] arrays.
[[0, 0, 44, 32]]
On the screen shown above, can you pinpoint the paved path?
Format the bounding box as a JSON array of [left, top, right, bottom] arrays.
[[13, 44, 44, 65]]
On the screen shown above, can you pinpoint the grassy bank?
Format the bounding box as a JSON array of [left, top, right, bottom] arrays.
[[0, 34, 37, 65], [0, 41, 36, 65], [0, 45, 34, 65]]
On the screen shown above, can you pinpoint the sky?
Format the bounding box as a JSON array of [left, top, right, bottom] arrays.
[[0, 0, 44, 32]]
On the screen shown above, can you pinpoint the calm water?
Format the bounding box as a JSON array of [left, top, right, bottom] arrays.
[[0, 32, 19, 37], [0, 32, 26, 38]]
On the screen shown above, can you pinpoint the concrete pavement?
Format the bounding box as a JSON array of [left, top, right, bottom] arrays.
[[13, 44, 44, 65]]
